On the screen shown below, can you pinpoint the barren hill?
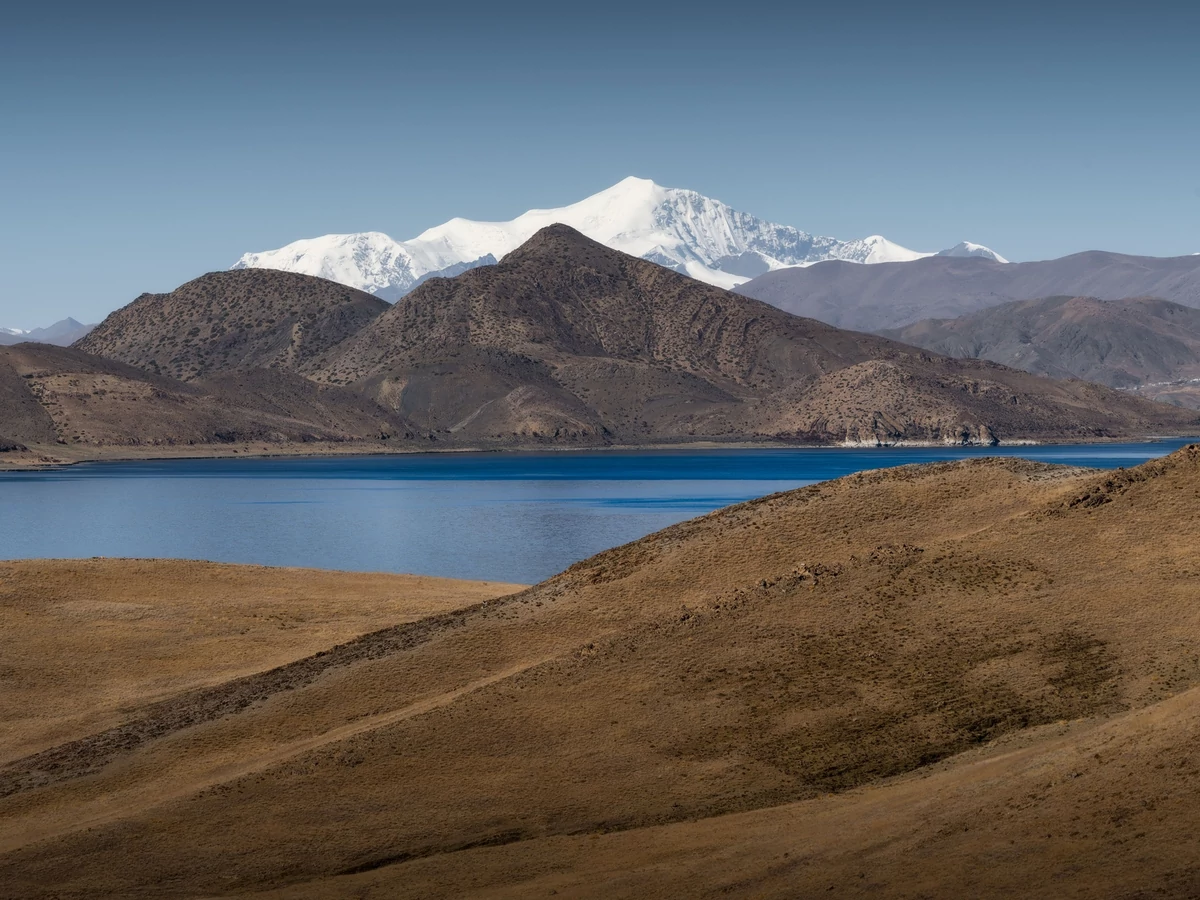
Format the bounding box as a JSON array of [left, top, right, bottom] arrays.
[[76, 269, 389, 381], [885, 295, 1200, 407], [0, 343, 420, 457], [6, 447, 1200, 896], [315, 225, 1197, 445], [737, 250, 1200, 332]]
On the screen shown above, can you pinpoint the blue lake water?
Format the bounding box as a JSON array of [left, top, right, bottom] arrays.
[[0, 441, 1193, 584]]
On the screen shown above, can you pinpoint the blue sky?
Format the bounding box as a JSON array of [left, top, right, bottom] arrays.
[[2, 1, 1198, 328]]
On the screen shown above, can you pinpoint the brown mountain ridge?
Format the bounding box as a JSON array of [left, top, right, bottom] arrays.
[[884, 295, 1200, 408]]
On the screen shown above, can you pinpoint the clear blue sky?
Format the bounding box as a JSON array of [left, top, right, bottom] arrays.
[[2, 1, 1198, 328]]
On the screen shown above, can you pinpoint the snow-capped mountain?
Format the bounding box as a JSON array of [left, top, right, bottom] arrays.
[[936, 241, 1009, 263], [0, 327, 27, 337], [232, 177, 1006, 298]]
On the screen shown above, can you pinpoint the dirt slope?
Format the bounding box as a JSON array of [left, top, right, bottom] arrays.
[[5, 447, 1200, 896]]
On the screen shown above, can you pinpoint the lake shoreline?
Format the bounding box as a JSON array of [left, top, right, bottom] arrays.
[[2, 441, 1195, 585], [3, 433, 1196, 471]]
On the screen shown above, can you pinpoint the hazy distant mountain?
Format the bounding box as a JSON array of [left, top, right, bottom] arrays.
[[737, 251, 1200, 332], [232, 177, 1003, 297], [311, 224, 1194, 446], [0, 318, 95, 347], [76, 270, 390, 381], [885, 296, 1200, 408]]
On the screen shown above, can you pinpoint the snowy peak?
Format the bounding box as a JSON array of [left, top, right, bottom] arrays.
[[232, 178, 1008, 297], [233, 232, 420, 302], [936, 241, 1009, 263], [834, 235, 931, 265]]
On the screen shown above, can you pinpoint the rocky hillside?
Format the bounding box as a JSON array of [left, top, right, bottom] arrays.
[[885, 295, 1200, 407], [8, 448, 1200, 896], [737, 251, 1200, 332], [315, 225, 1198, 445], [0, 343, 421, 456], [76, 270, 389, 381]]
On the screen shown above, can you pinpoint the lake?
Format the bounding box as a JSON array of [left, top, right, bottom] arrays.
[[0, 441, 1192, 584]]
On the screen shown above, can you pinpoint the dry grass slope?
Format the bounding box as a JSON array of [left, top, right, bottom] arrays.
[[4, 447, 1200, 896]]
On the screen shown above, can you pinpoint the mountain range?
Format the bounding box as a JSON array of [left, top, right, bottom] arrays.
[[737, 251, 1200, 332], [0, 318, 95, 347], [232, 177, 1006, 298], [306, 225, 1187, 446], [24, 224, 1187, 464]]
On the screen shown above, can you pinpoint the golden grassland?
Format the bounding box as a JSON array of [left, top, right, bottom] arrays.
[[0, 560, 524, 764]]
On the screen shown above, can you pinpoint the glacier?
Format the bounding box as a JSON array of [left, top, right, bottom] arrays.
[[232, 177, 1007, 298]]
